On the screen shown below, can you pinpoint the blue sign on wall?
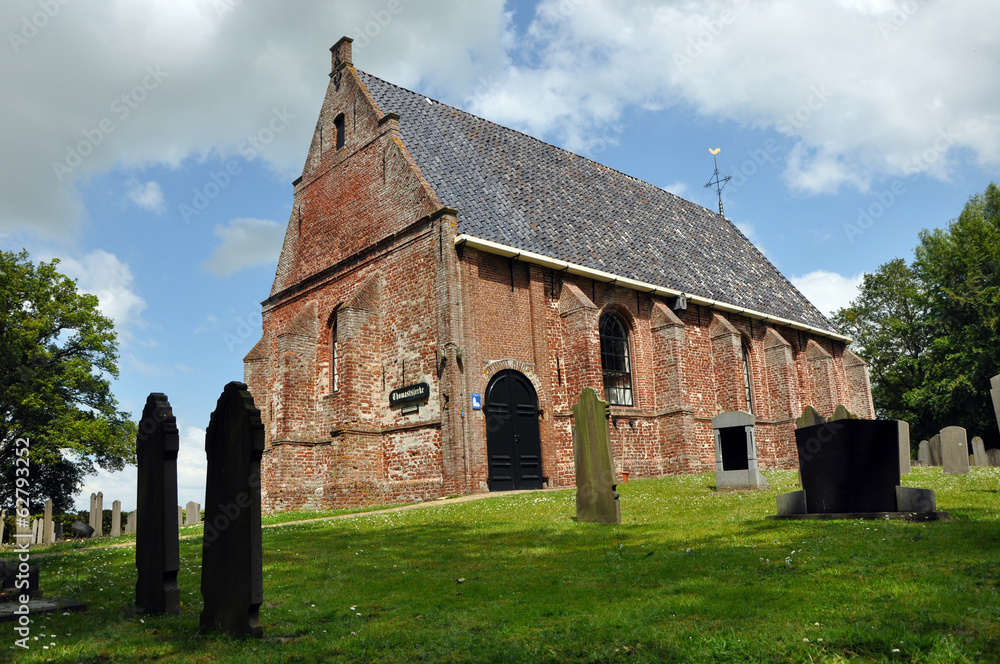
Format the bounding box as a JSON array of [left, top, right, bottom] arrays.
[[471, 393, 482, 410]]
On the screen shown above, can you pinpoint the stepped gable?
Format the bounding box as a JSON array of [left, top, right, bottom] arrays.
[[357, 69, 835, 333]]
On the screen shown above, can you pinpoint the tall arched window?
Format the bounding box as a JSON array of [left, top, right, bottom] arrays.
[[599, 312, 633, 406], [742, 342, 754, 414]]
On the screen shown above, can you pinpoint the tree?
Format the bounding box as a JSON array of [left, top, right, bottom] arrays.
[[0, 250, 136, 513], [833, 183, 1000, 447]]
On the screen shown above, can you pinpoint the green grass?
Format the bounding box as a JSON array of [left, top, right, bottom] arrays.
[[8, 467, 1000, 663]]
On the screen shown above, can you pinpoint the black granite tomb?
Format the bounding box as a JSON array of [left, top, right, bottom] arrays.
[[135, 393, 181, 614], [200, 381, 264, 638]]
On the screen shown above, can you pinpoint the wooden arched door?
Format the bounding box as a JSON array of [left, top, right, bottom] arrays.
[[484, 370, 543, 491]]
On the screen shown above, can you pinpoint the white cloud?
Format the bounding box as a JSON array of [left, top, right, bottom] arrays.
[[125, 179, 165, 214], [76, 423, 206, 512], [202, 217, 285, 275], [56, 249, 147, 342], [466, 0, 1000, 193], [663, 181, 688, 197], [791, 270, 863, 317], [0, 0, 509, 237]]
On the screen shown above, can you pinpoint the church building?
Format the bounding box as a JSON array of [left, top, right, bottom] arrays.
[[244, 37, 874, 512]]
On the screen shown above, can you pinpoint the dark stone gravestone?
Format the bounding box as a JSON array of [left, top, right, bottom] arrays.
[[0, 559, 87, 621], [795, 418, 900, 513], [572, 387, 621, 524], [200, 381, 264, 638], [135, 393, 181, 615], [711, 411, 767, 490]]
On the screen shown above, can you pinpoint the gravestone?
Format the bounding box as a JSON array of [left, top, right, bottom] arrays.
[[940, 426, 970, 475], [571, 387, 621, 524], [896, 421, 911, 475], [92, 492, 104, 537], [0, 509, 5, 545], [928, 434, 942, 466], [971, 437, 988, 467], [185, 501, 200, 526], [43, 499, 54, 545], [711, 411, 767, 490], [200, 381, 265, 638], [111, 500, 122, 537], [178, 505, 183, 527], [71, 521, 94, 538], [126, 511, 136, 535], [135, 393, 181, 615], [918, 440, 930, 466], [830, 404, 856, 421], [31, 518, 41, 545], [795, 405, 826, 428], [988, 448, 1000, 467], [88, 493, 97, 533]]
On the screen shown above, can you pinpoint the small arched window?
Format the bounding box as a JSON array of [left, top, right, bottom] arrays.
[[334, 113, 345, 150], [599, 312, 633, 406], [742, 342, 754, 414]]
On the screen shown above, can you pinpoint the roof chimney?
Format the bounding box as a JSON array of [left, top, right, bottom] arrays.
[[330, 37, 353, 76]]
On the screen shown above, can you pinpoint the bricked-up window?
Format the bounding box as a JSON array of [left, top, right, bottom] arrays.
[[599, 312, 633, 406], [330, 316, 340, 392], [334, 113, 345, 150], [742, 342, 754, 414]]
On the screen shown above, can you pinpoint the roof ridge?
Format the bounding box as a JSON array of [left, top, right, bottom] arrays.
[[356, 69, 714, 216]]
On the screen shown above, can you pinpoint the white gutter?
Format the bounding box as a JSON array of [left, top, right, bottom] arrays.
[[454, 234, 851, 343]]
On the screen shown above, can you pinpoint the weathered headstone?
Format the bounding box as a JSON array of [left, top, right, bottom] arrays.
[[712, 411, 767, 490], [201, 381, 265, 638], [88, 493, 98, 533], [571, 387, 621, 525], [94, 492, 104, 537], [988, 448, 1000, 467], [928, 434, 942, 466], [31, 518, 41, 545], [135, 393, 181, 615], [43, 499, 54, 545], [0, 509, 5, 545], [126, 511, 137, 535], [918, 440, 930, 466], [177, 505, 183, 527], [991, 374, 1000, 434], [830, 404, 856, 421], [111, 500, 122, 537], [185, 501, 200, 526], [971, 437, 988, 467], [940, 426, 970, 475], [897, 421, 911, 475], [796, 405, 826, 428]]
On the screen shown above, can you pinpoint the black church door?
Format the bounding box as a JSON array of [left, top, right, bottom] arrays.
[[485, 370, 543, 491]]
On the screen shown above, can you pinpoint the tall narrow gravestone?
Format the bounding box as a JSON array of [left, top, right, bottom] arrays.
[[971, 437, 988, 467], [897, 421, 911, 475], [991, 374, 1000, 435], [572, 387, 621, 524], [200, 381, 264, 638], [135, 393, 181, 614], [111, 500, 121, 537], [940, 426, 970, 475]]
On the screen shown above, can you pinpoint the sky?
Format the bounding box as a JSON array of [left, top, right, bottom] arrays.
[[2, 0, 997, 511]]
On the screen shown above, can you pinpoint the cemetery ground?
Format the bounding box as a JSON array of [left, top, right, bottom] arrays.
[[10, 467, 1000, 664]]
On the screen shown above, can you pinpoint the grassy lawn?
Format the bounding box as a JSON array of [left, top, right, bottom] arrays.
[[7, 467, 999, 663]]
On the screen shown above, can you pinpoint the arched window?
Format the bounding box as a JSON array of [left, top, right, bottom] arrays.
[[334, 113, 345, 150], [742, 342, 754, 414], [330, 312, 340, 392], [599, 312, 633, 406]]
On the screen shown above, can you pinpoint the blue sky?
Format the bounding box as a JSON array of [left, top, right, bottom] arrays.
[[1, 0, 997, 510]]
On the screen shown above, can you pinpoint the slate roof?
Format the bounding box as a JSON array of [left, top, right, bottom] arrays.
[[358, 70, 836, 334]]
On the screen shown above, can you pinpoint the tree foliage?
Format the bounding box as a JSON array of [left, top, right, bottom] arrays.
[[833, 183, 1000, 446], [0, 250, 136, 513]]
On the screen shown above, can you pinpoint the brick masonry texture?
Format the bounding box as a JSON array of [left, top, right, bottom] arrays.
[[246, 38, 875, 512]]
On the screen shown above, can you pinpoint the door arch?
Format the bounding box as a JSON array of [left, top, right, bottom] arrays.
[[484, 369, 543, 491]]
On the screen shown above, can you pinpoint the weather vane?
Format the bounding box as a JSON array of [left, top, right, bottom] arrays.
[[704, 148, 732, 216]]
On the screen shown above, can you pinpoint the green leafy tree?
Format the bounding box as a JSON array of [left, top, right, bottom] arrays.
[[833, 183, 1000, 447], [0, 250, 136, 513]]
